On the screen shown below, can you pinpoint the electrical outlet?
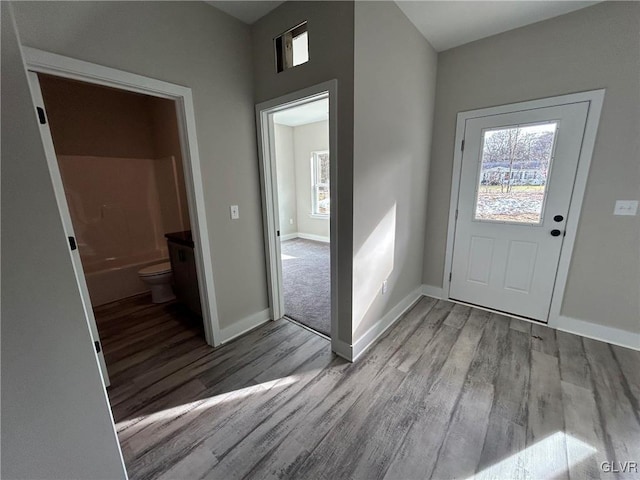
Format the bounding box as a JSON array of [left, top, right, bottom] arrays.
[[614, 200, 638, 216], [289, 218, 294, 225], [382, 280, 388, 295], [230, 205, 239, 220]]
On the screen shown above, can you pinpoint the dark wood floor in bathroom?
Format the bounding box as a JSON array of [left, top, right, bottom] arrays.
[[95, 295, 640, 480]]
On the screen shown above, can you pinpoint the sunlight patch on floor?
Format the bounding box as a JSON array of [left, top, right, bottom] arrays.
[[116, 375, 298, 433], [281, 253, 297, 260], [472, 431, 596, 479]]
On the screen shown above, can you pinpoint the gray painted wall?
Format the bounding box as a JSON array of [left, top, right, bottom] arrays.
[[423, 1, 640, 333], [293, 120, 330, 239], [11, 1, 266, 330], [353, 1, 438, 340], [252, 1, 355, 344], [1, 4, 126, 478], [275, 123, 299, 236], [274, 120, 330, 239]]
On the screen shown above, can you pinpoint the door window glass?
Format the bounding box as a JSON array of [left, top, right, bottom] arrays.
[[474, 122, 557, 224]]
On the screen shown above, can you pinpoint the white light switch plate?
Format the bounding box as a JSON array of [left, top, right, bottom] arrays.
[[614, 200, 638, 216], [230, 205, 239, 220]]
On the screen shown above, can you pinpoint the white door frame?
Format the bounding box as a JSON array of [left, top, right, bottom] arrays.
[[443, 90, 605, 327], [22, 47, 223, 348], [255, 80, 339, 345]]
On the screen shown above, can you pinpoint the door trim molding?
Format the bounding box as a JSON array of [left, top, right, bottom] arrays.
[[255, 80, 339, 351], [443, 90, 605, 325], [22, 46, 223, 347]]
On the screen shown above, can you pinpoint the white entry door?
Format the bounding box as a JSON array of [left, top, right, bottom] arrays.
[[27, 71, 111, 386], [450, 102, 590, 322]]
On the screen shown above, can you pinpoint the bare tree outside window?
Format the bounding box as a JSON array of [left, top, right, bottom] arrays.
[[475, 123, 557, 223]]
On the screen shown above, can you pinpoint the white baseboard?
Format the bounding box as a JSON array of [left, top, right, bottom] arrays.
[[280, 232, 330, 243], [421, 283, 639, 351], [421, 284, 444, 299], [351, 286, 424, 362], [297, 232, 330, 243], [219, 308, 271, 344], [555, 315, 640, 351]]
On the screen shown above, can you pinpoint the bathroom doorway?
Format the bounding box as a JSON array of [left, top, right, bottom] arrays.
[[256, 82, 338, 341], [34, 72, 207, 384], [25, 48, 222, 391]]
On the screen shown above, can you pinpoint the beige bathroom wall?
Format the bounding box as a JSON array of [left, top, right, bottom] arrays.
[[38, 74, 157, 159], [149, 96, 191, 234], [293, 120, 330, 239], [40, 75, 190, 242], [56, 155, 166, 269], [423, 1, 640, 333]]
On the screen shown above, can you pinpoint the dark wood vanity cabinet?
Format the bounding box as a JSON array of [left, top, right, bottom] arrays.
[[166, 231, 202, 317]]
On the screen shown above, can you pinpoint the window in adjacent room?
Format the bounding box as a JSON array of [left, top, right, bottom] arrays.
[[311, 151, 330, 216], [275, 22, 309, 73]]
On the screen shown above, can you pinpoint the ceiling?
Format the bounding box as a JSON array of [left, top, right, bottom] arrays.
[[395, 1, 600, 51], [206, 1, 284, 24], [273, 99, 329, 127], [207, 1, 599, 52]]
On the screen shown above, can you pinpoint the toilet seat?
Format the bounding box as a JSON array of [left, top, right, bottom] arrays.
[[138, 262, 172, 277]]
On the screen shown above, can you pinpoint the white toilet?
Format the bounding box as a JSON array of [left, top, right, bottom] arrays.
[[138, 262, 176, 303]]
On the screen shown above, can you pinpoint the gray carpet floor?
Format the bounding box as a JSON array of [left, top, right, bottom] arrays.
[[281, 238, 330, 336]]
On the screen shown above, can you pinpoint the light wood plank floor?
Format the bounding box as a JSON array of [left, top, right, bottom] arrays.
[[96, 295, 640, 480]]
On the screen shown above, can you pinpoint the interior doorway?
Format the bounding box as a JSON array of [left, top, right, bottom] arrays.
[[256, 82, 338, 341], [273, 99, 330, 336]]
